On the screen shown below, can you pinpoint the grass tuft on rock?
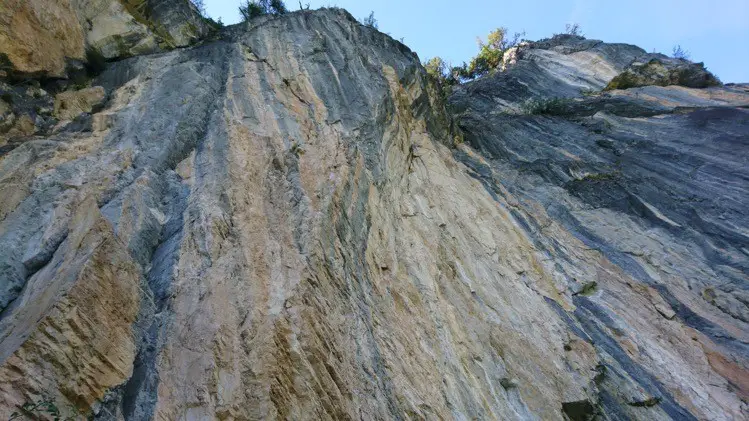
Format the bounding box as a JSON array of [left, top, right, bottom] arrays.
[[521, 97, 571, 115]]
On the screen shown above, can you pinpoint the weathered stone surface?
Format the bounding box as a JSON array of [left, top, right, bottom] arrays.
[[72, 0, 160, 60], [0, 8, 747, 421], [0, 0, 209, 78], [54, 86, 106, 121], [606, 54, 721, 90], [0, 81, 57, 149], [450, 34, 749, 420], [72, 0, 210, 60], [0, 0, 85, 78], [452, 35, 646, 115], [0, 196, 142, 419], [143, 0, 211, 47], [0, 114, 35, 144]]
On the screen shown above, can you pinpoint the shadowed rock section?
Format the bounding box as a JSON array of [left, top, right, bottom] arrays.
[[450, 34, 749, 420], [0, 8, 747, 421]]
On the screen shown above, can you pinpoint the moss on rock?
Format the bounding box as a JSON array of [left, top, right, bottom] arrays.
[[606, 56, 721, 91]]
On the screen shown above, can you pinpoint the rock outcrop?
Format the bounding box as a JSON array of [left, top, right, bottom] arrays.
[[0, 0, 210, 79], [53, 86, 106, 121], [450, 34, 749, 420], [605, 54, 721, 90], [0, 0, 86, 78], [0, 8, 747, 421]]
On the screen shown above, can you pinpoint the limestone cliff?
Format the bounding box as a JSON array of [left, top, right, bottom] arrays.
[[0, 8, 747, 421]]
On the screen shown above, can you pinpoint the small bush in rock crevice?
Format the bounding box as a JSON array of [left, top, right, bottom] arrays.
[[239, 0, 287, 21], [361, 11, 378, 29], [9, 398, 83, 421], [521, 97, 571, 115], [672, 45, 690, 60]]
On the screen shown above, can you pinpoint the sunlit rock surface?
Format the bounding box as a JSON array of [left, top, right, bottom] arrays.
[[450, 34, 749, 420], [0, 8, 747, 420], [0, 0, 209, 78]]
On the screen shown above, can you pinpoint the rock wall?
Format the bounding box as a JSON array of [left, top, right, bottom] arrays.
[[450, 35, 749, 420], [0, 8, 747, 421]]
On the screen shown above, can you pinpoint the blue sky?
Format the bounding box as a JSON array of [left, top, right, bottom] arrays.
[[205, 0, 749, 82]]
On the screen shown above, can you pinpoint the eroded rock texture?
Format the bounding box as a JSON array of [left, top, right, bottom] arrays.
[[0, 8, 747, 421], [450, 35, 749, 420], [0, 0, 209, 78]]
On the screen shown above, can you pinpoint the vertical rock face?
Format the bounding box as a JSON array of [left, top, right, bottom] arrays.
[[0, 196, 142, 415], [0, 8, 747, 421]]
